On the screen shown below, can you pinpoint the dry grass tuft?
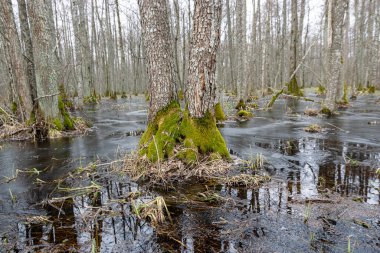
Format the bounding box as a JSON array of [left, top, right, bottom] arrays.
[[304, 124, 322, 133], [304, 108, 319, 117], [132, 196, 172, 226], [123, 153, 232, 188], [222, 173, 271, 187]]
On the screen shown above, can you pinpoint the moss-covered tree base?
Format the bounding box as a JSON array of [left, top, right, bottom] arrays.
[[286, 77, 303, 96], [139, 101, 230, 163]]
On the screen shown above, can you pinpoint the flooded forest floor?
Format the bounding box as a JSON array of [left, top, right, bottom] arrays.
[[0, 91, 380, 253]]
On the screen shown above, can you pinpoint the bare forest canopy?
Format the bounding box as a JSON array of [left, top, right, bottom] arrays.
[[0, 0, 379, 111]]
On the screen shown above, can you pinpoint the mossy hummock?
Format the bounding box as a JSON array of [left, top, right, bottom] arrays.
[[214, 102, 226, 121], [286, 77, 303, 96], [235, 99, 247, 110], [236, 110, 253, 119], [139, 101, 230, 163]]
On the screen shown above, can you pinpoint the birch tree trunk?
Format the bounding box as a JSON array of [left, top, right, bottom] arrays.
[[186, 0, 222, 118], [138, 0, 176, 122], [325, 0, 348, 112]]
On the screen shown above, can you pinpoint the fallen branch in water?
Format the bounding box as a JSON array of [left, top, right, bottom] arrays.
[[280, 93, 318, 103], [266, 89, 284, 109]]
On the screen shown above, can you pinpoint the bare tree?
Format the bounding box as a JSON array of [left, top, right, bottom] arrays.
[[324, 0, 349, 112]]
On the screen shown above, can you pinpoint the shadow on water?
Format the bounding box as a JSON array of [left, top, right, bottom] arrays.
[[1, 95, 379, 252]]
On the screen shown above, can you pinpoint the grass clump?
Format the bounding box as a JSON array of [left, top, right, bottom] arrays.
[[196, 189, 224, 203], [316, 85, 326, 95], [214, 102, 226, 121], [236, 110, 253, 119], [245, 153, 266, 171], [320, 107, 333, 117], [235, 99, 247, 110], [223, 174, 270, 187], [132, 196, 171, 226], [11, 102, 17, 114], [139, 101, 230, 163], [304, 108, 319, 117], [84, 94, 99, 104], [178, 90, 184, 101], [304, 124, 322, 133], [367, 85, 376, 94]]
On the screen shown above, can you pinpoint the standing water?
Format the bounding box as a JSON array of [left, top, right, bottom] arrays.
[[0, 94, 379, 252]]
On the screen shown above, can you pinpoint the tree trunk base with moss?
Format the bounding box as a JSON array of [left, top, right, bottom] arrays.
[[286, 77, 303, 96], [139, 102, 230, 163]]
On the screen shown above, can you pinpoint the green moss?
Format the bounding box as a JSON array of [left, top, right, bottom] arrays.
[[26, 111, 36, 126], [320, 107, 333, 117], [235, 99, 247, 110], [139, 101, 230, 163], [57, 95, 75, 130], [178, 90, 184, 101], [249, 103, 259, 109], [177, 138, 198, 163], [181, 110, 229, 158], [84, 95, 99, 104], [63, 114, 74, 130], [367, 85, 376, 94], [266, 89, 284, 108], [237, 110, 253, 118], [11, 102, 17, 114], [286, 77, 302, 96], [214, 102, 226, 121], [342, 83, 349, 104], [52, 118, 64, 131], [316, 85, 326, 95]]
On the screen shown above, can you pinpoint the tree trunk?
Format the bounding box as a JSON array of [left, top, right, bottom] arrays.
[[226, 0, 235, 93], [28, 0, 60, 120], [186, 0, 223, 118], [17, 0, 38, 114], [325, 0, 348, 112], [138, 0, 176, 122], [288, 0, 301, 95], [0, 0, 33, 121]]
